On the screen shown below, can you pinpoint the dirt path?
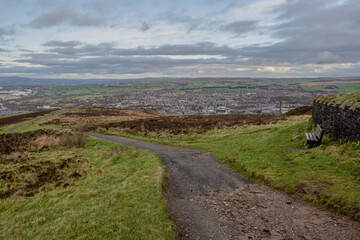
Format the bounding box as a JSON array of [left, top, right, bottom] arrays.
[[88, 132, 360, 240], [8, 123, 27, 133]]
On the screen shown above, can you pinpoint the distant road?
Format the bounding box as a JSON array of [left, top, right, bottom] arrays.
[[32, 87, 39, 96]]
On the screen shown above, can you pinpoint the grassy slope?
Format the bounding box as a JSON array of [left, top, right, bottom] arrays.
[[0, 124, 18, 134], [0, 110, 64, 134], [301, 83, 360, 93], [0, 137, 174, 240], [105, 116, 360, 219]]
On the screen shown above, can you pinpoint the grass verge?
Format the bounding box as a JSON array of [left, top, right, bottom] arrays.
[[0, 137, 174, 239]]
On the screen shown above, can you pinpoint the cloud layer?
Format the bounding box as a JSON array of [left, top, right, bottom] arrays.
[[0, 0, 359, 79]]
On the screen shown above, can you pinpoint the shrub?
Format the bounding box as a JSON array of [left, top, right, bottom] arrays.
[[28, 135, 60, 151], [60, 131, 87, 148]]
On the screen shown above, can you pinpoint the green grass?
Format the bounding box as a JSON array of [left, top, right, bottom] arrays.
[[0, 110, 66, 134], [302, 83, 360, 93], [334, 89, 360, 102], [104, 116, 360, 220], [40, 84, 144, 98], [0, 124, 19, 134], [0, 137, 174, 239], [15, 123, 62, 132]]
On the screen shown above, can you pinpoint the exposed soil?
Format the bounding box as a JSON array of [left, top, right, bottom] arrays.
[[0, 129, 57, 154], [0, 152, 90, 198], [0, 128, 90, 198], [82, 114, 284, 134], [0, 128, 88, 154], [40, 107, 157, 126], [197, 186, 360, 240], [88, 133, 360, 240], [0, 110, 56, 128]]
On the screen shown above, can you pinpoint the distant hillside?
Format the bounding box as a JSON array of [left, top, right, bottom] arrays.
[[1, 76, 360, 87], [0, 76, 169, 86]]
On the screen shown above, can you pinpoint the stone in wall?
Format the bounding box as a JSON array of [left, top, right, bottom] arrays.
[[312, 95, 360, 142]]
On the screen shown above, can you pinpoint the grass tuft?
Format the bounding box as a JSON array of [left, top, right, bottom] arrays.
[[59, 131, 87, 148]]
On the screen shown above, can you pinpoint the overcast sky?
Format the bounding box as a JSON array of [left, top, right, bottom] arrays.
[[0, 0, 359, 79]]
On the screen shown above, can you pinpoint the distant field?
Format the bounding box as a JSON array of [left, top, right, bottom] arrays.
[[300, 81, 357, 86], [40, 84, 120, 97], [37, 78, 360, 98], [39, 81, 177, 97], [301, 82, 360, 94]]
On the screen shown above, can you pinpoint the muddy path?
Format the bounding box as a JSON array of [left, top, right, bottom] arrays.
[[87, 132, 360, 240]]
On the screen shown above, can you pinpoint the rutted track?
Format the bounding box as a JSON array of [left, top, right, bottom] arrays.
[[0, 110, 56, 128], [88, 132, 360, 240]]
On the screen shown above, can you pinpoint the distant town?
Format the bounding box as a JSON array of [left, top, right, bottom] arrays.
[[1, 77, 359, 116], [106, 89, 314, 115]]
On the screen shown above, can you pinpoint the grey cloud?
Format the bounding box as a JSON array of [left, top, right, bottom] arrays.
[[93, 0, 113, 12], [19, 49, 34, 53], [30, 8, 72, 28], [0, 27, 16, 37], [239, 0, 360, 65], [113, 42, 239, 57], [42, 41, 240, 58], [42, 40, 83, 47], [15, 55, 208, 75], [7, 49, 360, 77], [44, 42, 115, 56], [17, 41, 238, 75], [158, 12, 204, 32], [221, 21, 258, 34], [140, 22, 150, 31], [30, 8, 104, 28], [71, 13, 104, 27], [159, 12, 197, 24]]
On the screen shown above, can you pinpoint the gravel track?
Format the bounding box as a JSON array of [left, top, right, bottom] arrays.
[[88, 132, 360, 240]]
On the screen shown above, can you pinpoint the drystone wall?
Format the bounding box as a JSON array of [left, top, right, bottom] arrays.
[[312, 95, 360, 141]]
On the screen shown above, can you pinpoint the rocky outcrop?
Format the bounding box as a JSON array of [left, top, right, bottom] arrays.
[[312, 94, 360, 141]]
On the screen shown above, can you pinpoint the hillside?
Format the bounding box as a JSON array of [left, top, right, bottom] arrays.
[[96, 111, 360, 220], [0, 106, 359, 239], [0, 110, 174, 239]]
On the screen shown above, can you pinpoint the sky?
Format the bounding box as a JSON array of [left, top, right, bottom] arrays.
[[0, 0, 359, 79]]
